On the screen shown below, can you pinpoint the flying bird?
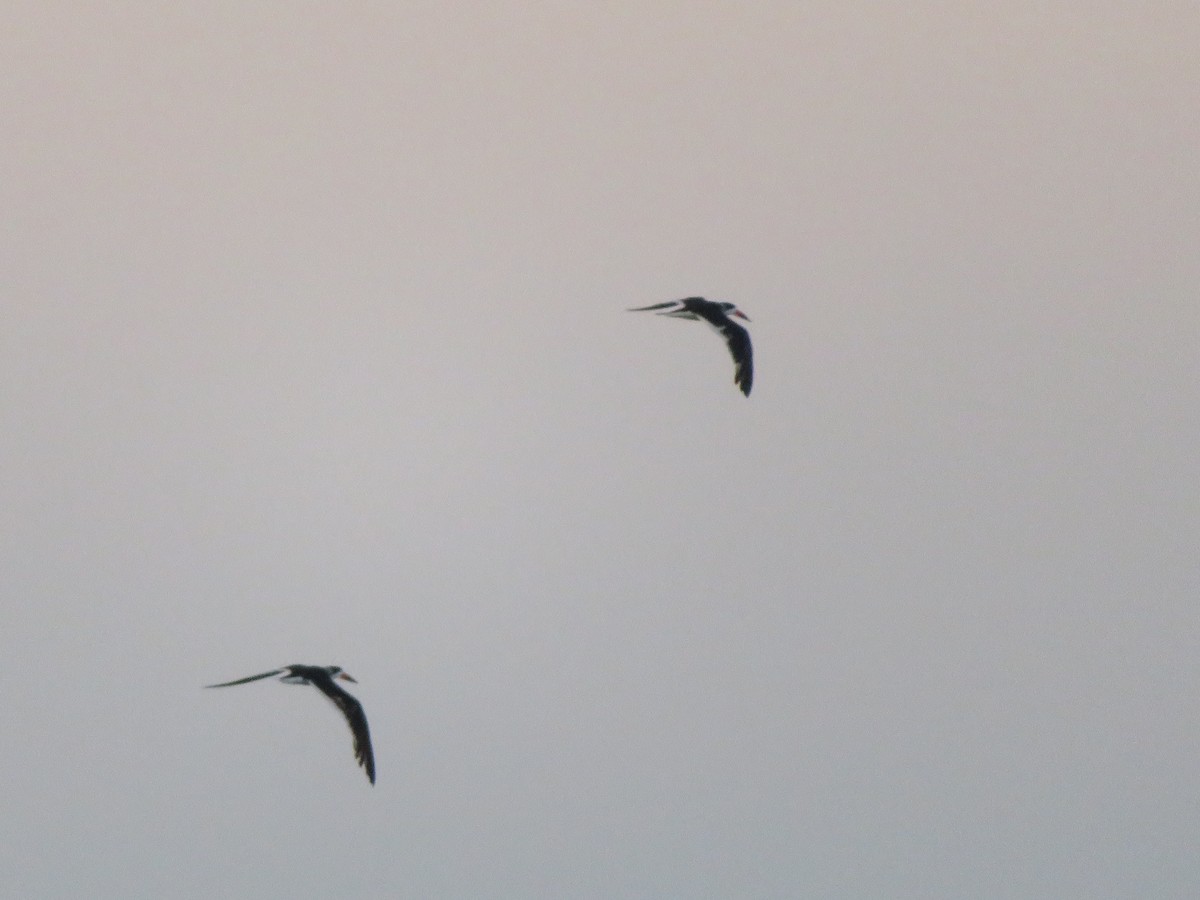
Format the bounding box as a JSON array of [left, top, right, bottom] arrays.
[[205, 664, 375, 785], [628, 297, 753, 395]]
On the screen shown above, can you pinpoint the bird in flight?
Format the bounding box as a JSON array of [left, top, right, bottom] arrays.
[[205, 664, 375, 785], [628, 297, 754, 396]]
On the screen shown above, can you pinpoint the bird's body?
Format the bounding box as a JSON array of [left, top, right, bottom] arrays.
[[205, 664, 375, 785], [628, 297, 753, 395]]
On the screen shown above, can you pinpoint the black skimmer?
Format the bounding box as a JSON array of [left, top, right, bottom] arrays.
[[628, 297, 753, 396], [205, 664, 375, 785]]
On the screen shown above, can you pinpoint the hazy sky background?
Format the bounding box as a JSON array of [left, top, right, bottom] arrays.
[[2, 3, 1197, 898]]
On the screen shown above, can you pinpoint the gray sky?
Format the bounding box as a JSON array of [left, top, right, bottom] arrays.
[[2, 3, 1197, 898]]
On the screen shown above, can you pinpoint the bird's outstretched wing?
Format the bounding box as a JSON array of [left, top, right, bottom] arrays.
[[312, 677, 377, 785], [627, 301, 681, 312], [718, 319, 753, 396], [204, 668, 285, 688]]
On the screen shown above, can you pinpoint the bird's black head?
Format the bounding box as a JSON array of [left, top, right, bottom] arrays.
[[719, 302, 750, 322]]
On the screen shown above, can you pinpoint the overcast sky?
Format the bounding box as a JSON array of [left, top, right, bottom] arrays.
[[2, 3, 1197, 898]]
